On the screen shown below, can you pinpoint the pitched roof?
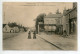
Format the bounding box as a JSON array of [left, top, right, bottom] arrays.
[[44, 13, 63, 18]]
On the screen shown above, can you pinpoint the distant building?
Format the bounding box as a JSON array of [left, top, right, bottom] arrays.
[[19, 28, 24, 32], [3, 24, 10, 33], [44, 12, 63, 33], [14, 27, 20, 33], [3, 24, 20, 33]]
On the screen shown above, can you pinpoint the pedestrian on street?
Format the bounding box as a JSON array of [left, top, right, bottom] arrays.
[[63, 30, 67, 38], [33, 31, 36, 39], [28, 31, 31, 39]]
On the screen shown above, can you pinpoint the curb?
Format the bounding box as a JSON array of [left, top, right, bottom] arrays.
[[38, 35, 64, 50]]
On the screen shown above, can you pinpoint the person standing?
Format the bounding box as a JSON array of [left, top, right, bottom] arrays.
[[33, 31, 36, 39], [28, 31, 31, 39], [63, 30, 67, 38]]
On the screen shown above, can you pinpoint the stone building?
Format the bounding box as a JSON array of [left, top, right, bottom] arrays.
[[63, 2, 77, 35], [44, 12, 63, 34]]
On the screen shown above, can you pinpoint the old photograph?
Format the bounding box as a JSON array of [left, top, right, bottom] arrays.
[[3, 2, 77, 50]]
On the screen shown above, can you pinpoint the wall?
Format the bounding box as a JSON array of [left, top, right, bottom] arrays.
[[44, 18, 58, 25]]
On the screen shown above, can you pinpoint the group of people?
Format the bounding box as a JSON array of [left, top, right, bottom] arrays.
[[28, 31, 36, 39]]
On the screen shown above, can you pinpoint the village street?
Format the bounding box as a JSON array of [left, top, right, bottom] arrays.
[[3, 2, 77, 51], [3, 31, 60, 50]]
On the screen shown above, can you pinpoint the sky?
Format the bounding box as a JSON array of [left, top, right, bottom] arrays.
[[3, 2, 73, 27]]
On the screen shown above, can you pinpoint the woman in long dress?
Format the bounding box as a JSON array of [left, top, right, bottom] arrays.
[[33, 31, 36, 39], [28, 31, 31, 39]]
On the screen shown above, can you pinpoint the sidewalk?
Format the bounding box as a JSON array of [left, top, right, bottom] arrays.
[[37, 32, 77, 50]]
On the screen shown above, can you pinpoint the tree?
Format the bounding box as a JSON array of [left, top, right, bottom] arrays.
[[35, 13, 46, 33], [8, 22, 17, 27]]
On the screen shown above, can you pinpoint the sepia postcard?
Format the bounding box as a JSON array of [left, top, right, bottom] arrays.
[[3, 2, 77, 50]]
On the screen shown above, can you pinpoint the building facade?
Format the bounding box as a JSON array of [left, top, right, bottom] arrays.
[[63, 2, 77, 35], [44, 13, 62, 34]]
